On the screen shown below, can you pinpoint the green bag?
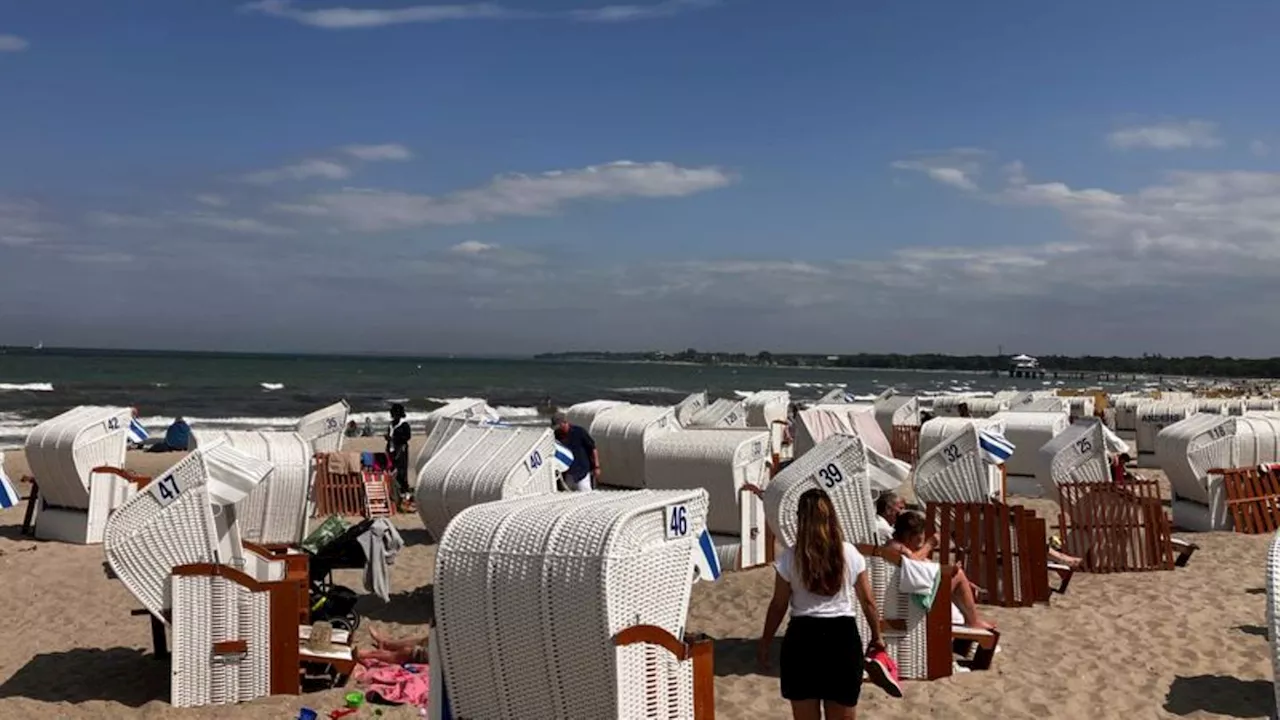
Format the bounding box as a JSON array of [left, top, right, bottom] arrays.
[[301, 515, 350, 554]]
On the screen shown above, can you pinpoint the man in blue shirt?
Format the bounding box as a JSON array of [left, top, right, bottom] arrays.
[[552, 412, 600, 492]]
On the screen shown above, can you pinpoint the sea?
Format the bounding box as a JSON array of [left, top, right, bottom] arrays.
[[0, 348, 1127, 449]]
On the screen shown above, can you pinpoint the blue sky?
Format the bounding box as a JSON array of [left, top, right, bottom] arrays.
[[4, 0, 1280, 356]]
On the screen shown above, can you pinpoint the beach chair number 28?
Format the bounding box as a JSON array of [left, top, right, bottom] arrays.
[[150, 474, 183, 508], [665, 504, 689, 540], [817, 463, 844, 488]]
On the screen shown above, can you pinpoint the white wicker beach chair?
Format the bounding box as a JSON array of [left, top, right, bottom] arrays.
[[674, 392, 708, 426], [566, 400, 625, 430], [643, 428, 772, 569], [931, 396, 1008, 418], [792, 405, 892, 459], [686, 398, 748, 429], [989, 411, 1068, 482], [1135, 401, 1197, 463], [432, 489, 711, 720], [873, 395, 919, 442], [588, 404, 679, 489], [424, 398, 498, 437], [24, 405, 135, 544], [914, 425, 1000, 504], [413, 415, 471, 479], [1267, 530, 1280, 712], [764, 434, 879, 549], [1156, 413, 1280, 531], [295, 400, 350, 454], [744, 390, 790, 427], [918, 417, 1005, 458], [192, 430, 313, 545], [414, 424, 558, 541]]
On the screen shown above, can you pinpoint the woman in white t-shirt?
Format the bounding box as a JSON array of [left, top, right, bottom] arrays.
[[758, 489, 886, 719]]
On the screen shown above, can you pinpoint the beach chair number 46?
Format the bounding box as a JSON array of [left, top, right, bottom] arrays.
[[150, 474, 183, 508], [817, 463, 844, 488], [665, 504, 689, 540]]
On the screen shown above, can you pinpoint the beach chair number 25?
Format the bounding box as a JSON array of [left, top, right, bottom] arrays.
[[817, 463, 844, 488], [665, 504, 689, 540], [1075, 437, 1093, 454], [150, 474, 182, 508]]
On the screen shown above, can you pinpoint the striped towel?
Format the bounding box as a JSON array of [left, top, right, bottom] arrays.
[[694, 529, 722, 582], [128, 418, 149, 445], [978, 429, 1015, 465], [0, 452, 18, 509], [553, 442, 573, 473]]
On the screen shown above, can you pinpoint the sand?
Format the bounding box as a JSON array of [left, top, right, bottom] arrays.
[[0, 443, 1274, 719]]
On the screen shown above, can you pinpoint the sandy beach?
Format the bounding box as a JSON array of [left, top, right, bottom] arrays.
[[0, 441, 1274, 719]]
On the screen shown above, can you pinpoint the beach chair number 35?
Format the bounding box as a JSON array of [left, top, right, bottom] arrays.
[[665, 504, 689, 539], [817, 463, 844, 488], [151, 474, 182, 507]]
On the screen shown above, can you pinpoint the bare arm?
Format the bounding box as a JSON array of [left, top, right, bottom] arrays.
[[757, 573, 791, 670], [854, 569, 886, 651], [887, 539, 933, 562]]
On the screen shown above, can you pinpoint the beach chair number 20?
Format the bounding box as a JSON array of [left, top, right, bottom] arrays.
[[665, 504, 689, 540], [151, 474, 182, 508], [817, 463, 844, 488]]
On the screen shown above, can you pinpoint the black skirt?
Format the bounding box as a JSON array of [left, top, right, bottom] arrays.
[[780, 615, 864, 706]]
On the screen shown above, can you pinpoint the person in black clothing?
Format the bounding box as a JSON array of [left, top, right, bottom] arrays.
[[552, 411, 600, 492], [386, 403, 412, 510]]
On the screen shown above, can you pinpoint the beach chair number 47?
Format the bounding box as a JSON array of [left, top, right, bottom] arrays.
[[150, 474, 183, 508], [665, 504, 689, 540]]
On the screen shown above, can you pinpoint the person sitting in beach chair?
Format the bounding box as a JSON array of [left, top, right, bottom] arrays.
[[874, 491, 904, 544], [354, 626, 430, 666], [886, 511, 996, 631], [344, 420, 360, 438], [147, 416, 191, 453]]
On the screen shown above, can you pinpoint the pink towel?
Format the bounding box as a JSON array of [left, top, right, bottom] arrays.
[[354, 660, 430, 707]]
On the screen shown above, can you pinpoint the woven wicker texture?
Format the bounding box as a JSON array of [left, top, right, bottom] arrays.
[[25, 405, 133, 510], [764, 435, 878, 548], [918, 417, 1005, 458], [424, 398, 498, 438], [1157, 413, 1280, 505], [990, 411, 1069, 478], [193, 430, 313, 545], [170, 573, 271, 708], [643, 428, 770, 535], [873, 396, 919, 441], [673, 392, 708, 426], [1135, 401, 1198, 456], [294, 400, 350, 454], [931, 396, 1008, 418], [566, 400, 626, 430], [434, 489, 708, 720], [1266, 530, 1280, 712], [415, 424, 558, 541], [1039, 421, 1110, 489], [686, 398, 747, 429], [587, 404, 678, 489], [914, 425, 997, 504], [743, 391, 789, 428], [104, 443, 272, 620]]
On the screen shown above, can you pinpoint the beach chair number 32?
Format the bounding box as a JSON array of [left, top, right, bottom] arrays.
[[150, 474, 183, 507]]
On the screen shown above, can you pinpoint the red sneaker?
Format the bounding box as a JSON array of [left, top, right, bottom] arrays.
[[865, 648, 903, 698]]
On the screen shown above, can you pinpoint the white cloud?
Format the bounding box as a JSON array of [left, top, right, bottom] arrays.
[[0, 198, 57, 239], [1252, 140, 1271, 157], [184, 214, 297, 236], [571, 0, 717, 23], [891, 149, 985, 191], [87, 211, 167, 229], [0, 35, 29, 52], [296, 160, 734, 231], [343, 144, 413, 161], [195, 193, 229, 207], [450, 240, 494, 255], [243, 158, 350, 185], [0, 235, 39, 247], [1106, 119, 1222, 150], [241, 0, 714, 27], [270, 202, 331, 216], [65, 252, 133, 264]]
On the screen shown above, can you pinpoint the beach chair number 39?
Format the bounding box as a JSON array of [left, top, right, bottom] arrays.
[[665, 504, 689, 540], [817, 463, 844, 488]]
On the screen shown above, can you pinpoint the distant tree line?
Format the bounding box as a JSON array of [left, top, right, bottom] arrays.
[[533, 350, 1280, 378]]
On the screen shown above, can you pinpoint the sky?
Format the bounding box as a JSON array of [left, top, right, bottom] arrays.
[[4, 0, 1280, 357]]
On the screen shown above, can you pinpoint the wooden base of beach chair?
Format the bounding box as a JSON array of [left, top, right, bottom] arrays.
[[1048, 562, 1074, 594], [952, 627, 1000, 671], [1173, 538, 1199, 567], [299, 625, 356, 688], [614, 625, 715, 719], [20, 480, 37, 537]]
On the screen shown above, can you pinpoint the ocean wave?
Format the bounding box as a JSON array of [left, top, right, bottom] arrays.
[[610, 386, 682, 394], [495, 405, 540, 417], [260, 382, 284, 391], [0, 382, 53, 392]]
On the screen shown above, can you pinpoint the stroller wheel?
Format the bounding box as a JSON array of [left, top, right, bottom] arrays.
[[331, 614, 360, 633]]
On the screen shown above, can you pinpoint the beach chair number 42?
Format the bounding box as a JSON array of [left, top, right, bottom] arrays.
[[665, 504, 689, 540], [105, 417, 120, 431], [150, 474, 183, 508], [817, 463, 844, 488]]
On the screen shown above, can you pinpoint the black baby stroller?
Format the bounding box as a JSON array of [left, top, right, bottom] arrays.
[[302, 517, 373, 633]]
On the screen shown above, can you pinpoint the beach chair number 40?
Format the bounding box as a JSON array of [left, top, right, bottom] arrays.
[[150, 474, 183, 508], [817, 463, 844, 488], [665, 503, 689, 540], [526, 450, 543, 472]]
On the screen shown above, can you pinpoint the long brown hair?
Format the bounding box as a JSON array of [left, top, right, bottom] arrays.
[[794, 488, 846, 596]]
